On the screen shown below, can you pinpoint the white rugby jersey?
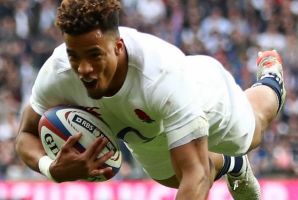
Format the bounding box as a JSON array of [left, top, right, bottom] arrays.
[[30, 27, 255, 179]]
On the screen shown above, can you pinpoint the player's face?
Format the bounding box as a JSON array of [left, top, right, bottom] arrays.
[[64, 29, 125, 99]]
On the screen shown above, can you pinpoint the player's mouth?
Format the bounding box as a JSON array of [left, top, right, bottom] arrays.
[[81, 78, 97, 89]]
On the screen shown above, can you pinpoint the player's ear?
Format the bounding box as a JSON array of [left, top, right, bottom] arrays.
[[114, 38, 124, 56]]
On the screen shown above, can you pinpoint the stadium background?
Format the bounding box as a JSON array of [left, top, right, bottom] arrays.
[[0, 0, 298, 199]]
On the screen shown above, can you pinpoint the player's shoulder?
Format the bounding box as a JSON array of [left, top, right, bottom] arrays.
[[35, 43, 75, 88], [119, 27, 185, 76], [119, 26, 184, 59], [41, 43, 71, 75]]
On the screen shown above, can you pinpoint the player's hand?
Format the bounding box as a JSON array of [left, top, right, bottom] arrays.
[[49, 133, 114, 182]]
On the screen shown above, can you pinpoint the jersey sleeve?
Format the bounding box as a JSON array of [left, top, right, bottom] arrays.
[[30, 59, 60, 115], [30, 44, 72, 115], [162, 90, 209, 149], [166, 116, 209, 149], [148, 67, 210, 149]]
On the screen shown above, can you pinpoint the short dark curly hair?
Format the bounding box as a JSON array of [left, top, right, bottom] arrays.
[[55, 0, 121, 35]]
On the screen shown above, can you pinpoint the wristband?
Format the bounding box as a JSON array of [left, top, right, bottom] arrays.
[[38, 156, 56, 181]]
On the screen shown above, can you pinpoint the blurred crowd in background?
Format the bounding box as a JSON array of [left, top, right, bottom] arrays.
[[0, 0, 298, 181]]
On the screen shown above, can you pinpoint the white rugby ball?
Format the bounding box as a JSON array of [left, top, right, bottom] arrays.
[[38, 105, 122, 182]]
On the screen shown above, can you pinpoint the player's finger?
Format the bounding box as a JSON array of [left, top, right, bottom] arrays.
[[84, 136, 106, 159], [95, 150, 114, 166], [91, 137, 112, 160], [89, 167, 113, 177], [63, 133, 82, 149]]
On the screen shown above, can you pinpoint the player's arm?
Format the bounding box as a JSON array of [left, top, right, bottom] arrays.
[[15, 105, 113, 182], [170, 135, 214, 200], [15, 105, 46, 172]]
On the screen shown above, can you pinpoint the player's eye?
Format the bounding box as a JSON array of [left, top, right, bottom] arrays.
[[66, 49, 80, 61], [90, 52, 102, 59], [67, 53, 79, 61]]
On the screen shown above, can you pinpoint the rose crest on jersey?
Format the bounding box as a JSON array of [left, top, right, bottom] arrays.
[[134, 109, 155, 123]]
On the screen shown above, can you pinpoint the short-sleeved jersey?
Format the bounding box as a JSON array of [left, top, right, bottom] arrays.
[[30, 27, 255, 180]]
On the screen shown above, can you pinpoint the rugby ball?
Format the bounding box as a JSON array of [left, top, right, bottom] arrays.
[[38, 105, 122, 182]]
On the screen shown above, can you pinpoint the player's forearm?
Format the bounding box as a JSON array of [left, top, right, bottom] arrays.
[[15, 131, 46, 172], [176, 174, 211, 200]]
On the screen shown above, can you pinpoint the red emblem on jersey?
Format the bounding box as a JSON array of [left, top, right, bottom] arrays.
[[134, 109, 155, 123]]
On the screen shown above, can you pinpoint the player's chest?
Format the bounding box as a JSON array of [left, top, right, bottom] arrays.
[[101, 101, 163, 144], [80, 97, 163, 144]]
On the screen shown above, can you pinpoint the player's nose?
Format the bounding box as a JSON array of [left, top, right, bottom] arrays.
[[78, 60, 93, 74]]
